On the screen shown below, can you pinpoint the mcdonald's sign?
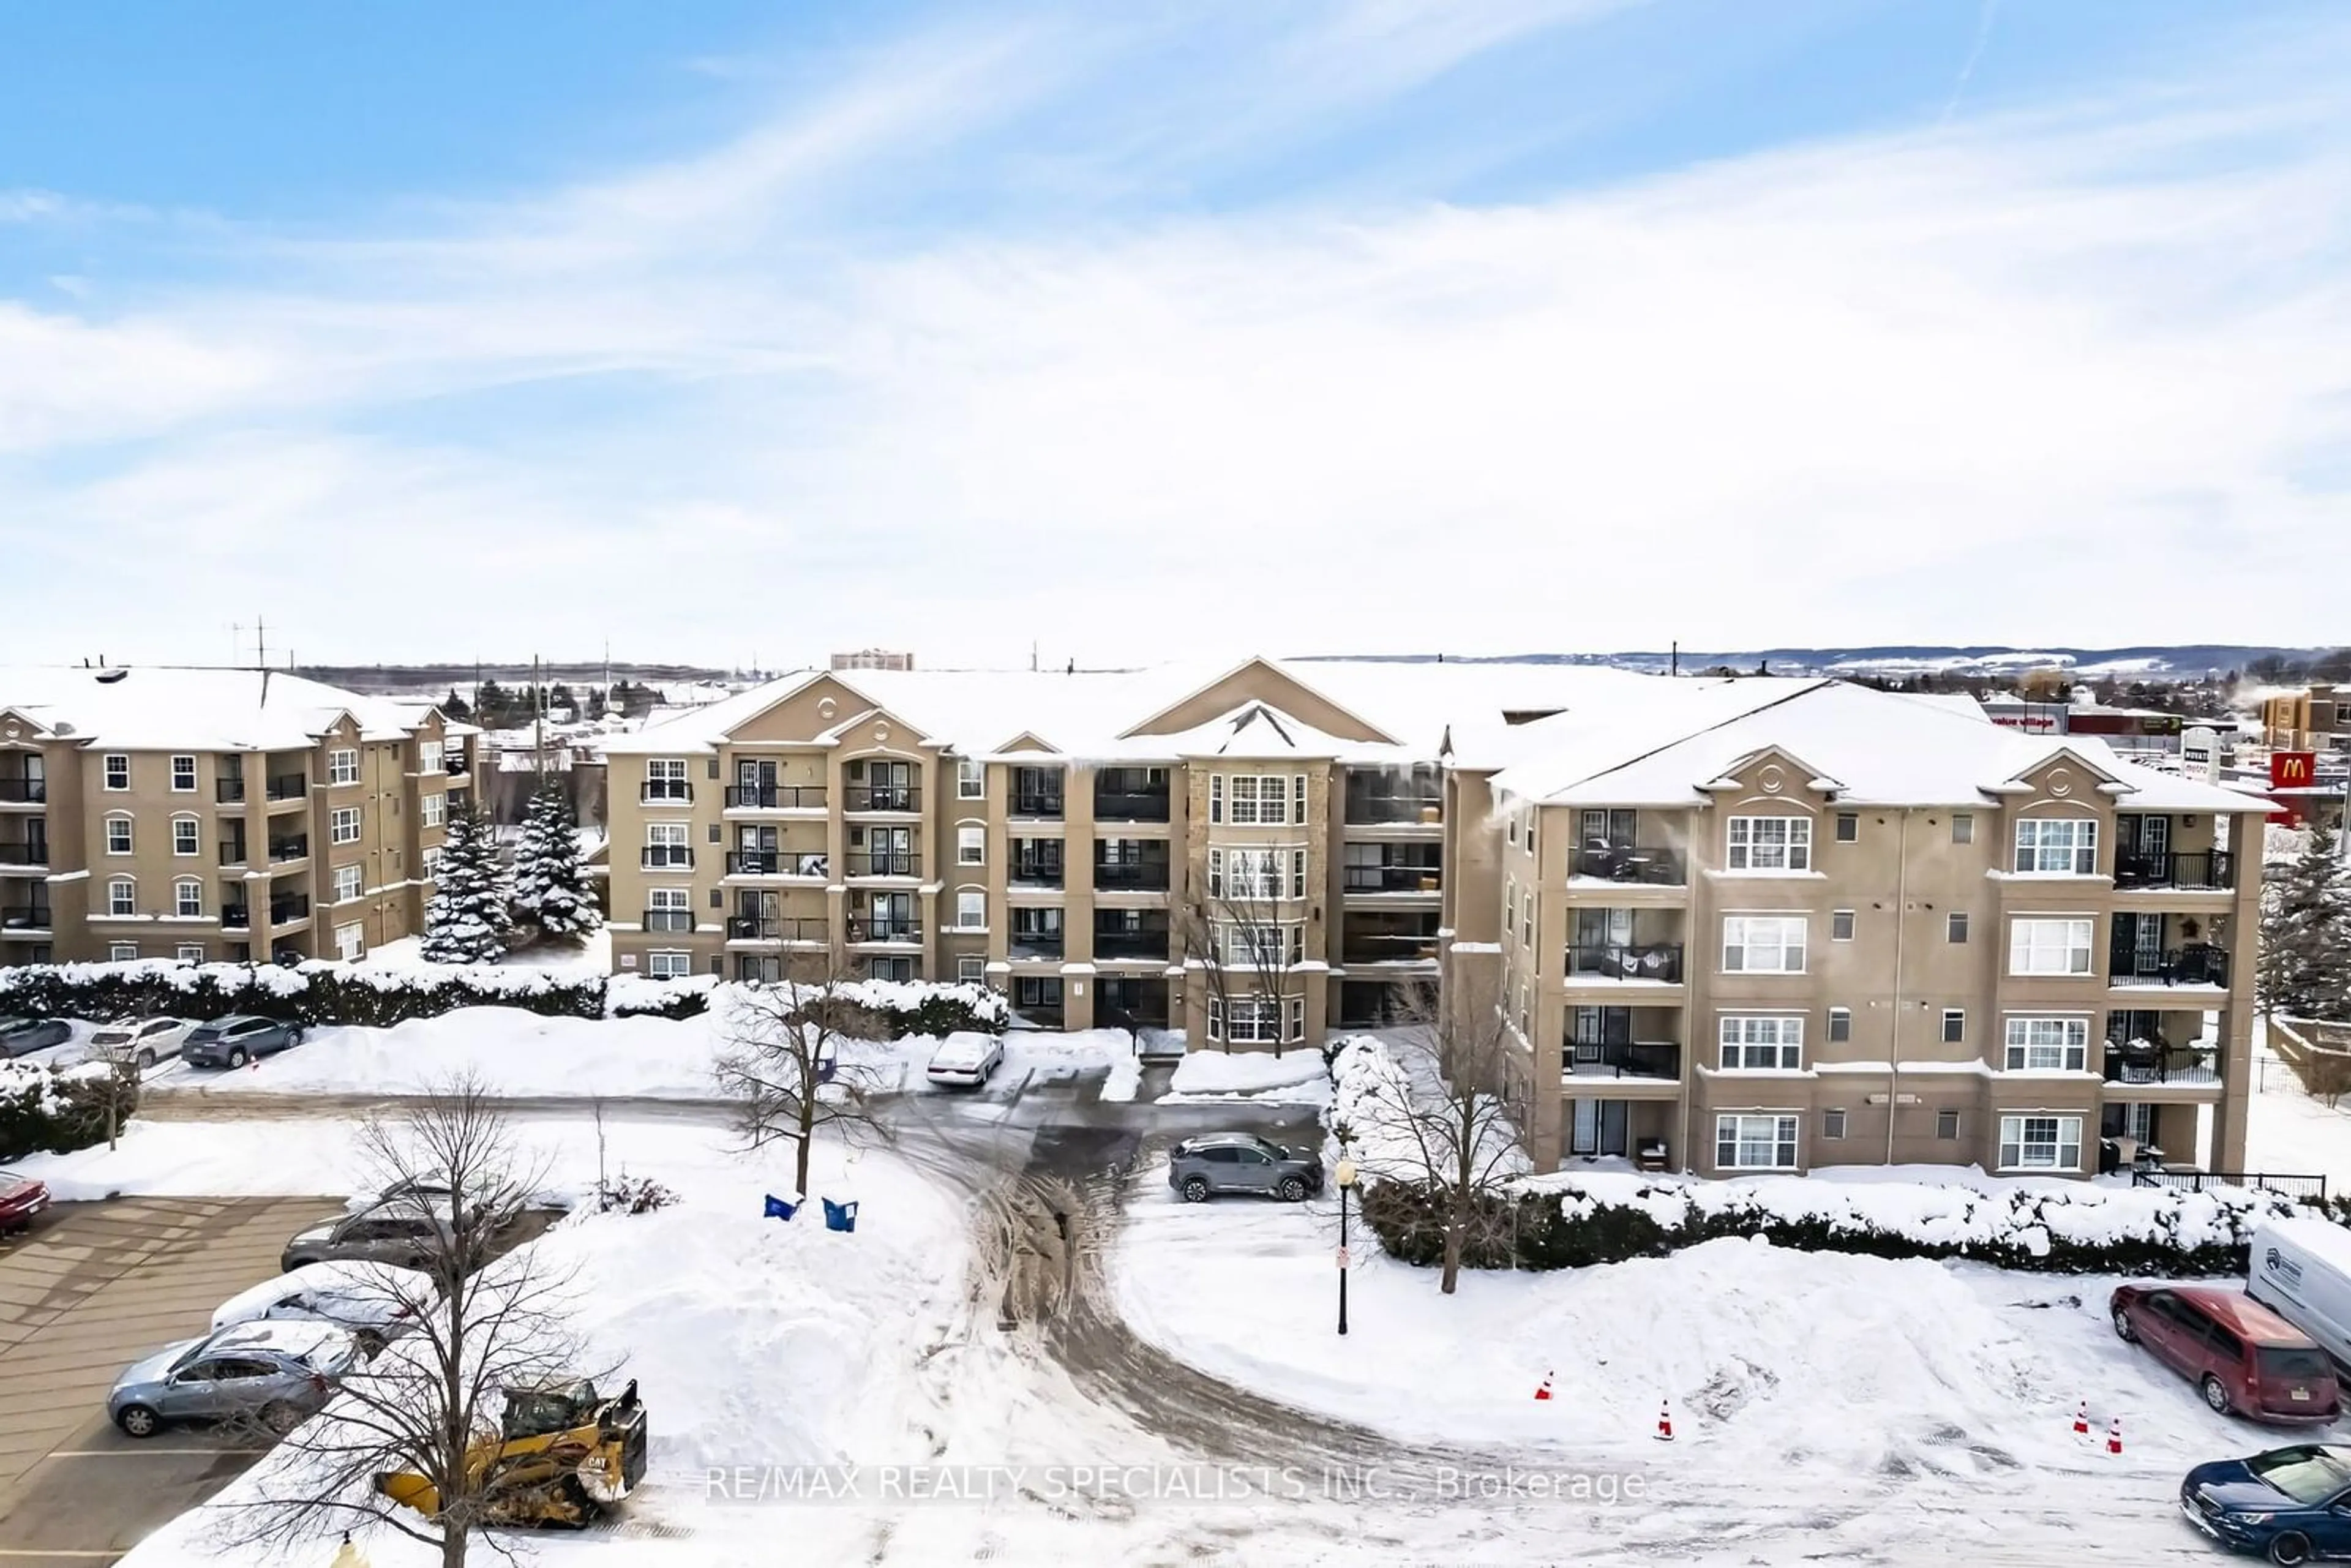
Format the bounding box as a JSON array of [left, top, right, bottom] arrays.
[[2273, 751, 2319, 789]]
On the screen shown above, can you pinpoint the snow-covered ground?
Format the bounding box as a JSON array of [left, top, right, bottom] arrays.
[[2246, 1019, 2351, 1191], [1161, 1048, 1332, 1106], [361, 927, 612, 979]]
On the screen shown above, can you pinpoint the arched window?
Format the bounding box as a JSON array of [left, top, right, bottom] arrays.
[[108, 876, 137, 917], [173, 877, 203, 918], [104, 813, 134, 855]]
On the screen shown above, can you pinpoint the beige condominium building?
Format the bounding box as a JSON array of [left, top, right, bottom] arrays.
[[2260, 684, 2350, 755], [0, 667, 473, 966], [602, 656, 2268, 1182], [1461, 678, 2270, 1180]]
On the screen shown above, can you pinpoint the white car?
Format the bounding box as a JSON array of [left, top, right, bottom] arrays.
[[84, 1017, 195, 1070], [211, 1259, 434, 1351], [926, 1032, 1007, 1089]]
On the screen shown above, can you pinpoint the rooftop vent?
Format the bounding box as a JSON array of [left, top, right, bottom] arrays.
[[96, 668, 129, 685]]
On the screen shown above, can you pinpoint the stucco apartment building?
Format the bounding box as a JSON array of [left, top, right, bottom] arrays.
[[2260, 684, 2349, 755], [602, 656, 2267, 1181], [0, 667, 472, 966]]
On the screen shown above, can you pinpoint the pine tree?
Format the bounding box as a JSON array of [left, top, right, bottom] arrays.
[[2257, 824, 2351, 1022], [440, 687, 472, 722], [511, 779, 601, 942], [420, 801, 511, 964]]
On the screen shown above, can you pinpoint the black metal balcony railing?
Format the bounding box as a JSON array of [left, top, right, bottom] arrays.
[[1010, 860, 1065, 888], [847, 921, 923, 944], [843, 786, 920, 813], [1344, 796, 1442, 826], [1093, 790, 1171, 823], [1343, 863, 1443, 893], [724, 784, 828, 809], [640, 782, 693, 805], [0, 843, 47, 867], [0, 778, 47, 804], [640, 847, 695, 870], [220, 904, 250, 931], [1009, 932, 1066, 959], [1567, 942, 1685, 982], [2113, 851, 2236, 891], [215, 778, 247, 804], [264, 773, 307, 802], [2110, 944, 2230, 988], [268, 835, 309, 862], [1093, 930, 1170, 959], [1008, 792, 1065, 820], [2102, 1041, 2220, 1086], [642, 910, 695, 933], [219, 840, 248, 866], [845, 852, 920, 877], [1093, 861, 1171, 891], [1340, 936, 1442, 966], [443, 756, 469, 777], [1, 904, 52, 929], [1563, 1039, 1681, 1079], [724, 850, 828, 876], [727, 915, 831, 943], [1572, 846, 1685, 885], [269, 893, 310, 923]]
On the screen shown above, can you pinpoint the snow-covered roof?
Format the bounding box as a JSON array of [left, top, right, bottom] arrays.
[[0, 666, 439, 752], [1489, 678, 2267, 812]]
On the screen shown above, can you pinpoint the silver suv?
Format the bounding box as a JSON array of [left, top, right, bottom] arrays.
[[108, 1319, 359, 1438], [1168, 1133, 1324, 1203]]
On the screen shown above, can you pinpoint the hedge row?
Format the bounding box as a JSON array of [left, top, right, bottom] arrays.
[[0, 961, 1008, 1038], [1, 1063, 135, 1165]]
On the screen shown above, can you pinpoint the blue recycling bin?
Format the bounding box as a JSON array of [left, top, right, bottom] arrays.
[[763, 1193, 800, 1221], [822, 1198, 858, 1233]]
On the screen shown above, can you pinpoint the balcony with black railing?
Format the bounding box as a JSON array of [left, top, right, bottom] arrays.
[[642, 909, 696, 933], [1343, 861, 1443, 894], [1340, 914, 1442, 966], [1093, 928, 1170, 960], [1010, 791, 1065, 820], [269, 893, 312, 924], [640, 847, 696, 870], [1009, 927, 1065, 961], [1562, 1038, 1681, 1081], [1572, 845, 1686, 885], [1093, 789, 1170, 823], [0, 777, 48, 805], [215, 777, 247, 804], [264, 773, 307, 803], [726, 850, 830, 877], [847, 919, 923, 945], [267, 835, 309, 864], [843, 784, 921, 813], [2113, 851, 2235, 891], [1566, 943, 1685, 983], [220, 903, 250, 931], [727, 915, 831, 943], [845, 851, 921, 878], [1344, 767, 1444, 826], [0, 841, 48, 868], [1, 904, 53, 931], [1010, 849, 1064, 888], [1093, 858, 1171, 891], [218, 838, 248, 866], [724, 784, 828, 810], [2109, 944, 2230, 988], [2102, 1039, 2221, 1087]]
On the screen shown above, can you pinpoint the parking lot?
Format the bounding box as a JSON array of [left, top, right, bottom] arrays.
[[0, 1196, 343, 1566]]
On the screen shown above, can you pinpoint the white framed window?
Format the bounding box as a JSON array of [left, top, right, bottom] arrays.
[[1823, 1109, 1847, 1141], [335, 921, 365, 961], [109, 942, 138, 962], [644, 822, 691, 868], [330, 806, 362, 846], [170, 755, 197, 792], [1937, 1108, 1961, 1139], [421, 846, 444, 881], [1217, 922, 1302, 970], [421, 793, 444, 828], [645, 759, 691, 801], [1503, 877, 1517, 940], [419, 740, 444, 774], [1288, 996, 1307, 1041], [958, 956, 987, 984], [108, 876, 136, 916], [1941, 1008, 1965, 1043], [1716, 1113, 1800, 1171], [173, 816, 200, 857], [1722, 915, 1806, 973], [176, 943, 205, 964], [1727, 816, 1811, 871], [328, 748, 360, 786], [647, 950, 692, 979], [103, 754, 130, 791], [332, 864, 362, 903], [105, 814, 133, 855], [1828, 1006, 1851, 1041], [1719, 1015, 1804, 1070], [1520, 889, 1534, 947], [173, 877, 203, 917], [1213, 774, 1296, 826], [1948, 912, 1970, 943], [1208, 846, 1294, 900], [957, 825, 984, 866], [1830, 909, 1855, 941], [2003, 1017, 2090, 1071], [1951, 813, 1974, 845], [956, 889, 985, 929], [957, 758, 984, 799], [2008, 917, 2093, 977], [1214, 993, 1298, 1044], [1997, 1114, 2082, 1171], [2013, 817, 2097, 875], [647, 887, 691, 932], [1834, 811, 1858, 842]]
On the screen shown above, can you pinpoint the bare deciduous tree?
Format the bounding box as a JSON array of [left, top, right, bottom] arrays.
[[711, 956, 896, 1198], [1177, 847, 1304, 1056], [219, 1076, 620, 1568], [1337, 979, 1528, 1294]]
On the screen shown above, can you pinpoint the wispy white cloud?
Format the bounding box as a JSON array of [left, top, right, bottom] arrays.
[[1, 5, 2345, 664]]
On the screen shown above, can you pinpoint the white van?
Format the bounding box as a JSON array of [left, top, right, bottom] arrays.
[[2248, 1217, 2351, 1372]]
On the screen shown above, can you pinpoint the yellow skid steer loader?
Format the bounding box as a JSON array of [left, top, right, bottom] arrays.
[[378, 1378, 647, 1528]]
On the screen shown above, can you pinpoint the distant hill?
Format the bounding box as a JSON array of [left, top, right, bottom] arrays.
[[1300, 645, 2327, 678]]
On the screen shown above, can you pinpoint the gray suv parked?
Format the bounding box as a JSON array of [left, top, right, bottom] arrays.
[[182, 1014, 304, 1068], [1168, 1133, 1324, 1203]]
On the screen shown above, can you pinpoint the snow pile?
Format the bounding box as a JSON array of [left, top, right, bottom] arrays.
[[0, 1056, 125, 1161], [1159, 1049, 1332, 1106]]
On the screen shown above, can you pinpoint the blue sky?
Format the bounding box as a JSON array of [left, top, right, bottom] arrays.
[[2, 1, 2345, 666]]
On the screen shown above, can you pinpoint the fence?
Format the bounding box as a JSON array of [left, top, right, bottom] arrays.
[[2132, 1169, 2328, 1202]]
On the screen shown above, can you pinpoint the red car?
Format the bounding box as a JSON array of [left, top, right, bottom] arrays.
[[0, 1175, 50, 1234], [2112, 1284, 2340, 1424]]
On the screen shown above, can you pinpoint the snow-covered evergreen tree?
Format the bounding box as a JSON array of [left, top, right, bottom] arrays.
[[420, 801, 511, 964], [511, 779, 601, 942], [2257, 823, 2351, 1021]]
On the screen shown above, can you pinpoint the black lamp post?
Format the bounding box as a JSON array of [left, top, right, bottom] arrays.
[[1335, 1124, 1357, 1336]]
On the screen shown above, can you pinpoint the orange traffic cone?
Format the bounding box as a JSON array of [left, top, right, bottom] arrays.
[[1532, 1371, 1554, 1402], [1655, 1398, 1674, 1441], [2106, 1416, 2123, 1456], [2072, 1400, 2089, 1437]]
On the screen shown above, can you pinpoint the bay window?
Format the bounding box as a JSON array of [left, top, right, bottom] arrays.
[[1719, 1016, 1804, 1070], [1722, 915, 1806, 973], [2003, 1017, 2090, 1071], [1997, 1114, 2082, 1171], [2008, 917, 2093, 977], [1727, 816, 1812, 872], [1715, 1114, 1800, 1170], [2013, 818, 2097, 875]]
